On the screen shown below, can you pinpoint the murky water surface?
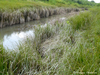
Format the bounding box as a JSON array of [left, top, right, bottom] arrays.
[[0, 13, 75, 50]]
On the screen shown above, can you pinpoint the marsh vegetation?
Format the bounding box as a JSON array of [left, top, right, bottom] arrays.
[[0, 0, 100, 75]]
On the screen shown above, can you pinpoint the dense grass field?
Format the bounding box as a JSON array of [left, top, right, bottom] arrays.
[[0, 7, 100, 74]]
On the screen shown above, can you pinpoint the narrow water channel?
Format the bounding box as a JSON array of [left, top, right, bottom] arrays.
[[0, 12, 78, 50]]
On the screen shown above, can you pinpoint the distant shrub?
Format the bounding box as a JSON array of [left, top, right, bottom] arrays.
[[96, 3, 100, 6], [72, 3, 80, 7]]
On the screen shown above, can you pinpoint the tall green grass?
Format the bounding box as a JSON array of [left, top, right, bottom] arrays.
[[68, 7, 100, 74], [69, 11, 93, 30], [0, 7, 100, 74], [0, 45, 7, 75]]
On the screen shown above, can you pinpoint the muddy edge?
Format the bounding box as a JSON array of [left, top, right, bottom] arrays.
[[0, 7, 87, 28]]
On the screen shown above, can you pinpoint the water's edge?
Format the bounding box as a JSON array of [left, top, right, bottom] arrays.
[[0, 7, 84, 28], [0, 11, 80, 50]]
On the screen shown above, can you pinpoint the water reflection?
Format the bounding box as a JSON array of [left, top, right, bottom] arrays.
[[3, 30, 35, 50]]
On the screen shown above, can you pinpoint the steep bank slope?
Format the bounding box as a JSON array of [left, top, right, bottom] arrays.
[[0, 7, 81, 28], [0, 0, 90, 28]]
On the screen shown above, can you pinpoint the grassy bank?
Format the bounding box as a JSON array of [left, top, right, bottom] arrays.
[[0, 0, 95, 11], [0, 1, 56, 11], [0, 7, 100, 74]]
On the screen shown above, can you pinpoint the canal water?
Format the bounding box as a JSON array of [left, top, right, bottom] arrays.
[[0, 12, 78, 50]]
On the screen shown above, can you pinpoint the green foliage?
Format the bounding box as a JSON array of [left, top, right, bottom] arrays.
[[69, 11, 93, 30], [96, 3, 100, 6], [0, 45, 7, 75], [68, 9, 100, 73]]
